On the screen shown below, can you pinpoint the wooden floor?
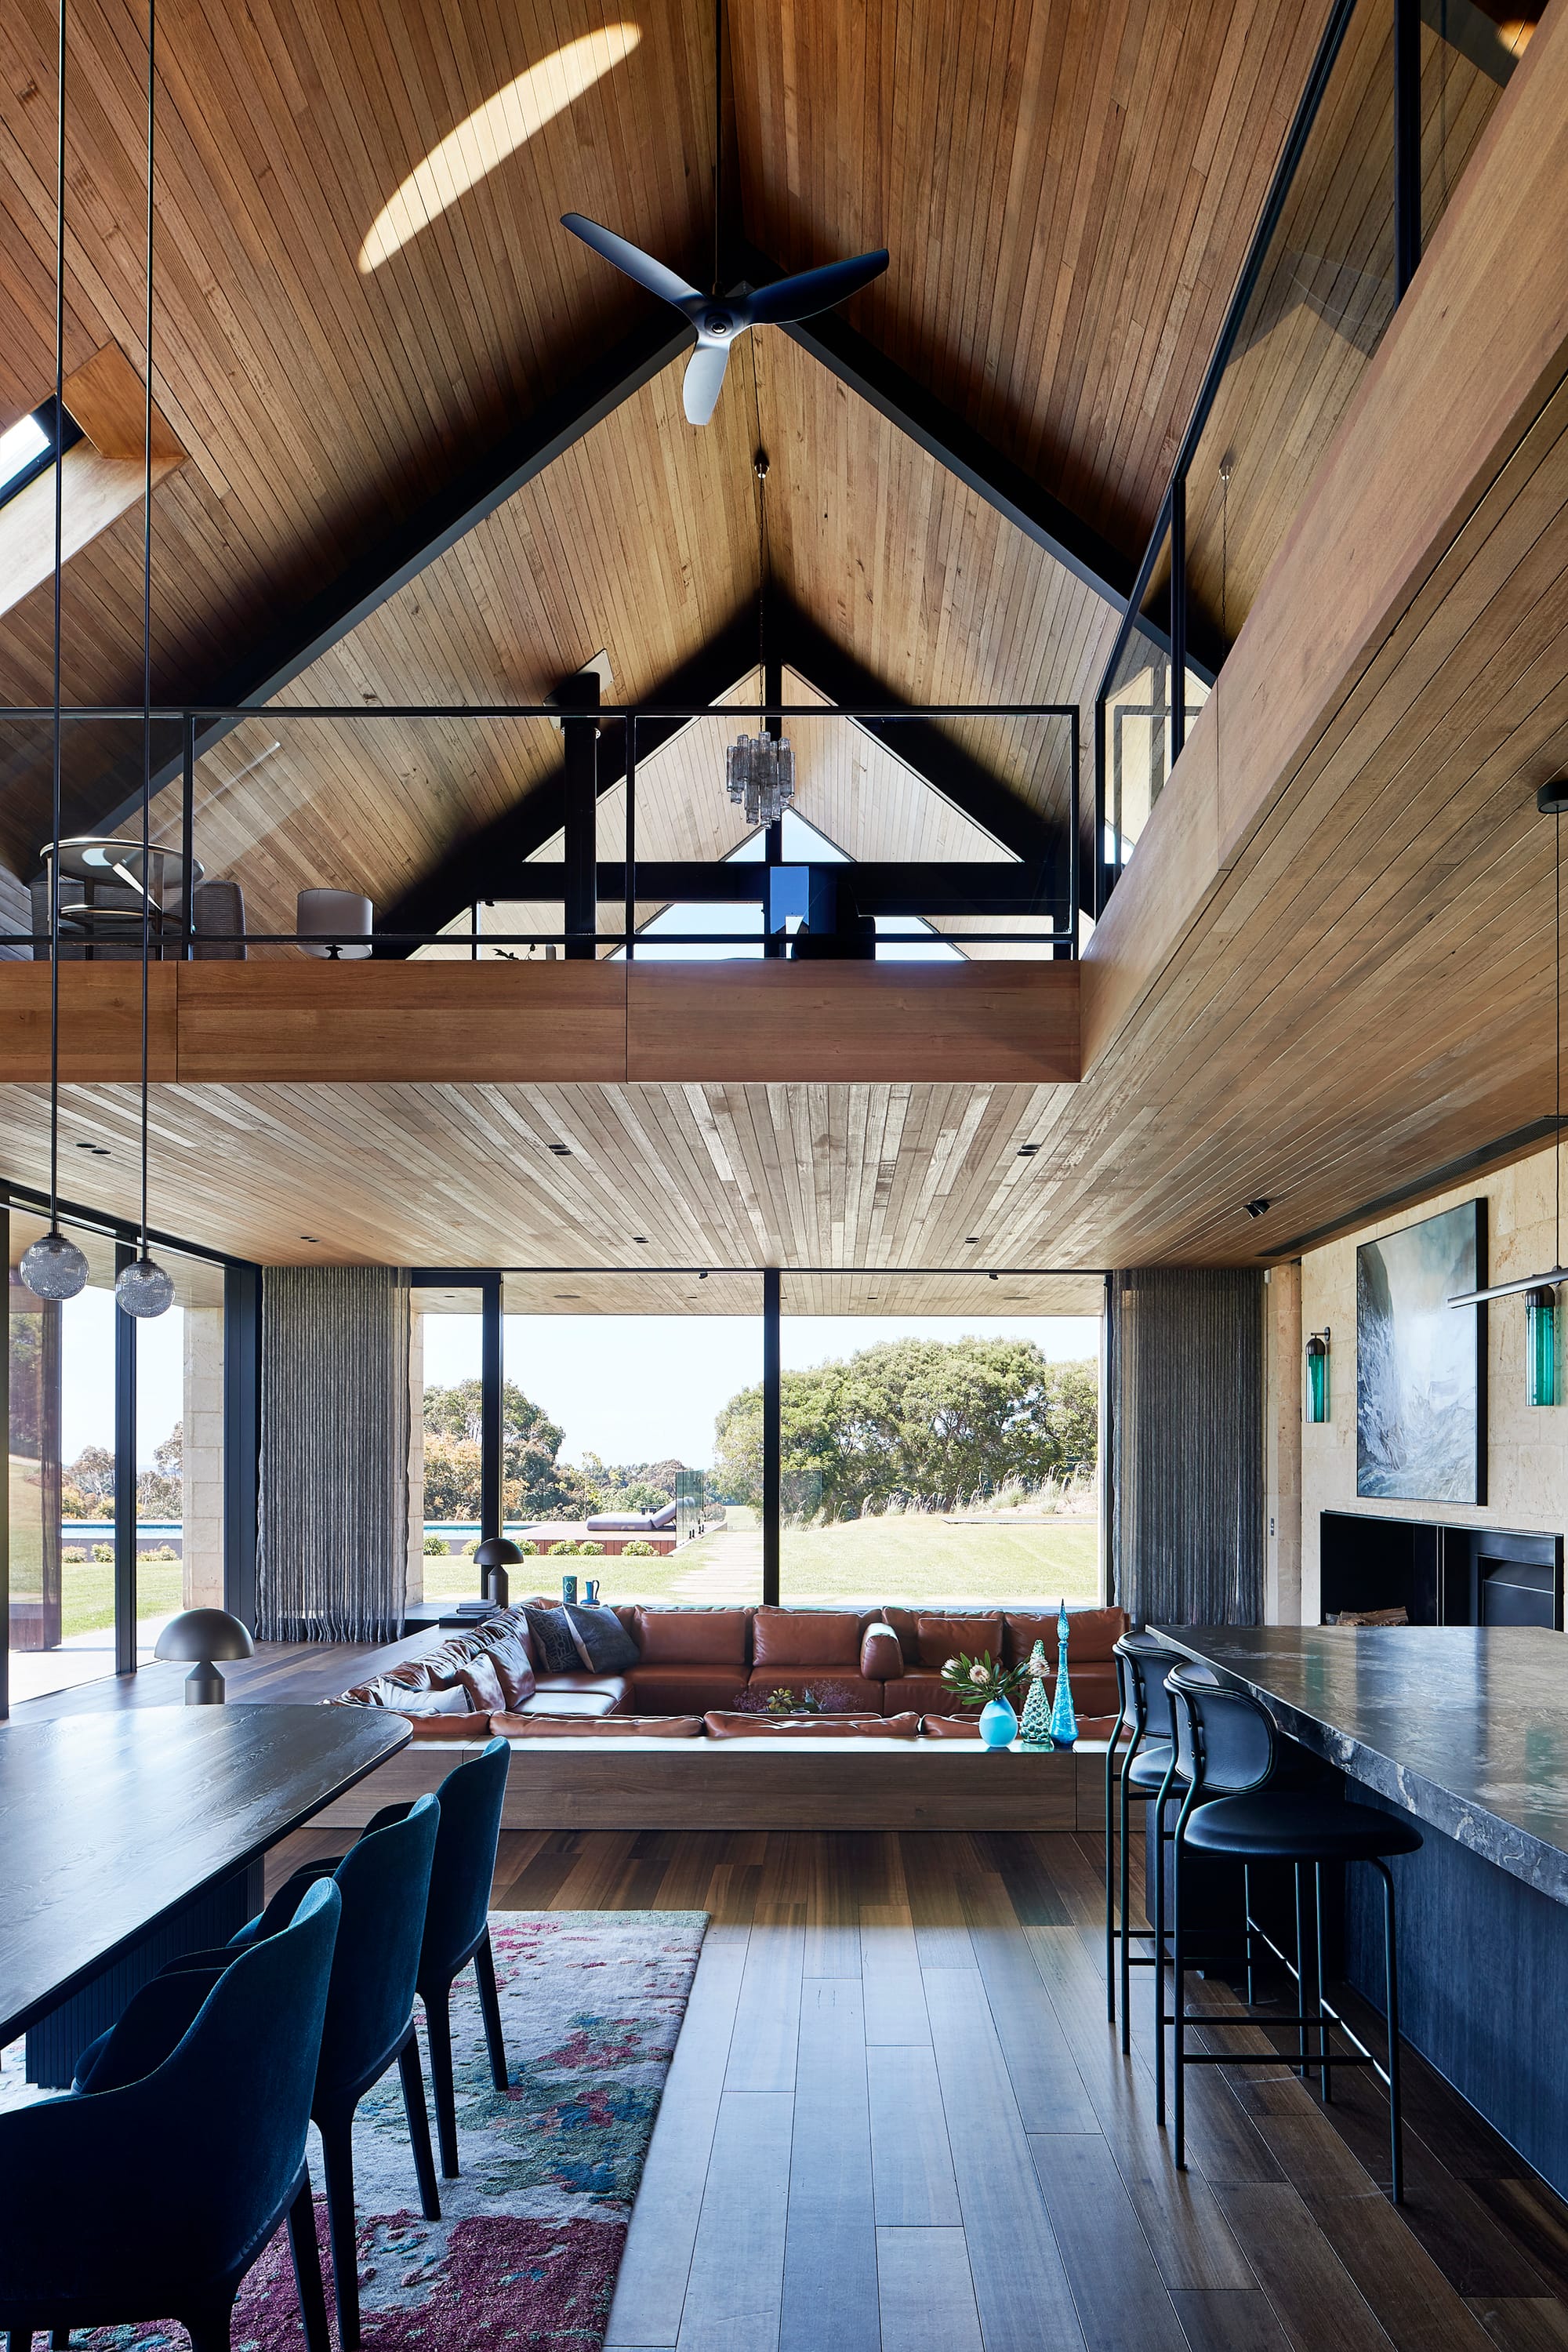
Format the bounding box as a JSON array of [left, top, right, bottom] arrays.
[[267, 1819, 1568, 2352]]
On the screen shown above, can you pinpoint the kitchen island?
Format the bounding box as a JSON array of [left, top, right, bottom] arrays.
[[1152, 1624, 1568, 2196]]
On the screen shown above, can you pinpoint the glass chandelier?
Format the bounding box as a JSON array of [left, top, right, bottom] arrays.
[[726, 730, 794, 829]]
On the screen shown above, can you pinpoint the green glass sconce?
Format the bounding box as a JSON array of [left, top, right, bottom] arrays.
[[1526, 1286, 1557, 1408], [1305, 1328, 1330, 1424]]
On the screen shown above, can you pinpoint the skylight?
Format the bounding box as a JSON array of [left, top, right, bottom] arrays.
[[0, 397, 80, 513]]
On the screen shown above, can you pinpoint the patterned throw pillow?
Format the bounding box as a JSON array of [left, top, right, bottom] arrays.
[[362, 1676, 473, 1716], [564, 1602, 640, 1674], [524, 1604, 593, 1675]]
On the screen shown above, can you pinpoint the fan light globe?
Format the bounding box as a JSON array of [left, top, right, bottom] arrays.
[[115, 1252, 176, 1318], [19, 1228, 90, 1301]]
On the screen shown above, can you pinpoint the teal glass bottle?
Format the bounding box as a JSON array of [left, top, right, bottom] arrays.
[[1047, 1599, 1078, 1748], [1527, 1287, 1557, 1408]]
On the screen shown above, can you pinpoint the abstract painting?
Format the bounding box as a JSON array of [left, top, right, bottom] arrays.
[[1356, 1200, 1486, 1503]]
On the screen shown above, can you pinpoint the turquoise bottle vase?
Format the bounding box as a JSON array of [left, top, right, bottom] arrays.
[[978, 1697, 1018, 1749], [1048, 1599, 1078, 1748]]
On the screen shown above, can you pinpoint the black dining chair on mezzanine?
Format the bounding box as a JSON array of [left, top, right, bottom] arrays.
[[1163, 1661, 1423, 2201], [0, 1878, 342, 2352]]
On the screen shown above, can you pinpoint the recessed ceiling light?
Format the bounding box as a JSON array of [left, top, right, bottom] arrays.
[[554, 1292, 580, 1300], [989, 1272, 1000, 1282], [697, 1271, 709, 1279], [633, 1236, 648, 1244], [964, 1236, 980, 1244], [1243, 1198, 1271, 1220], [300, 1234, 321, 1243], [1017, 1143, 1040, 1157], [547, 1143, 572, 1156]]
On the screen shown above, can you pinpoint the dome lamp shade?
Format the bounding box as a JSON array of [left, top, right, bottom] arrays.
[[154, 1606, 256, 1704], [474, 1535, 524, 1608]]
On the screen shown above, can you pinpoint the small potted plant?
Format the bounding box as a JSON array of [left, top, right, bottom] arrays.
[[939, 1650, 1025, 1748]]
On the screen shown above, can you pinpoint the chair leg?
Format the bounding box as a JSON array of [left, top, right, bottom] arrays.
[[399, 2035, 443, 2221], [1293, 1863, 1309, 2080], [425, 1981, 460, 2180], [1243, 1864, 1255, 2009], [287, 2180, 332, 2352], [1376, 1860, 1405, 2205], [1172, 1827, 1187, 2171], [1119, 1763, 1134, 2053], [318, 2108, 364, 2350], [474, 1929, 510, 2093], [1153, 1793, 1167, 2123], [1313, 1861, 1331, 2103], [1105, 1744, 1117, 2025], [183, 2303, 234, 2352]]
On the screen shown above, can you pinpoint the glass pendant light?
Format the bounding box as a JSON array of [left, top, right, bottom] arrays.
[[727, 447, 793, 828], [1305, 1329, 1330, 1423], [1527, 1287, 1557, 1408], [20, 0, 88, 1309], [114, 0, 172, 1324]]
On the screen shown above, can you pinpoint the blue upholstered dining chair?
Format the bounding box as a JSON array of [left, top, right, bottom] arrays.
[[263, 1736, 514, 2181], [0, 1877, 341, 2352]]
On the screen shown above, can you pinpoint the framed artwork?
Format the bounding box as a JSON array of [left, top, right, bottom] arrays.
[[1356, 1199, 1486, 1504]]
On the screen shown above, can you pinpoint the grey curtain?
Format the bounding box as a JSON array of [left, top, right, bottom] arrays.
[[1109, 1266, 1264, 1627], [257, 1266, 411, 1641]]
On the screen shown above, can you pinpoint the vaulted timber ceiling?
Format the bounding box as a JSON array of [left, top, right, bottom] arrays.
[[0, 0, 1332, 888]]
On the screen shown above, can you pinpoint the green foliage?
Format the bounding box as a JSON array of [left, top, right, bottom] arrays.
[[711, 1338, 1098, 1521], [422, 1378, 598, 1521], [547, 1540, 579, 1557], [63, 1446, 116, 1512], [575, 1453, 685, 1513], [938, 1649, 1024, 1709], [514, 1539, 537, 1557], [577, 1541, 604, 1556], [423, 1533, 449, 1556], [621, 1539, 655, 1557], [92, 1543, 114, 1563]]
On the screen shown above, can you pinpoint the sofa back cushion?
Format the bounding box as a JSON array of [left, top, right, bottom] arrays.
[[1004, 1606, 1129, 1668], [634, 1606, 750, 1665], [495, 1712, 704, 1738], [477, 1626, 536, 1711], [524, 1604, 593, 1675], [704, 1710, 921, 1740], [860, 1623, 903, 1680], [915, 1613, 1004, 1670], [751, 1608, 862, 1668], [454, 1650, 508, 1715]]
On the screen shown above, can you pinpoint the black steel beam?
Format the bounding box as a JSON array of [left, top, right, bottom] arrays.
[[96, 310, 691, 836], [735, 241, 1134, 610], [114, 1241, 137, 1676], [223, 1262, 260, 1632], [762, 1267, 780, 1606]]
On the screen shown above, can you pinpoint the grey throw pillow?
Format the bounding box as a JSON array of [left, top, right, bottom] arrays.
[[524, 1604, 592, 1675], [564, 1602, 640, 1674]]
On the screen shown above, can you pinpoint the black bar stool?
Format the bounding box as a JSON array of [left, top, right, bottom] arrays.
[[1105, 1634, 1196, 2103], [1163, 1662, 1422, 2201]]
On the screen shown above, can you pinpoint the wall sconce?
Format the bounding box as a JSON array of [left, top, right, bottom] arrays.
[[1305, 1328, 1330, 1424], [1526, 1287, 1558, 1408]]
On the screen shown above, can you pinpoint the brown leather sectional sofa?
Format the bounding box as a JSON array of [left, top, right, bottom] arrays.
[[334, 1599, 1131, 1740]]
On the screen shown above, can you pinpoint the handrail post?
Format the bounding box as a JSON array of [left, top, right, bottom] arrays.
[[180, 715, 195, 958], [1170, 474, 1188, 768]]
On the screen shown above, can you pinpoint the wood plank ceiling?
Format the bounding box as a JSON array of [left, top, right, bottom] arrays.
[[0, 0, 1330, 887]]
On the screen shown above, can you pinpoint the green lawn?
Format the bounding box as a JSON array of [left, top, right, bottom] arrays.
[[416, 1511, 1102, 1610], [53, 1557, 184, 1639]]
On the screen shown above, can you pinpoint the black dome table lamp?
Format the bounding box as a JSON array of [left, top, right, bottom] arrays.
[[154, 1607, 256, 1704], [473, 1537, 524, 1610]]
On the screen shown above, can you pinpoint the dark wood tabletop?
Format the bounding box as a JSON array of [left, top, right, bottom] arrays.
[[0, 1701, 410, 2045]]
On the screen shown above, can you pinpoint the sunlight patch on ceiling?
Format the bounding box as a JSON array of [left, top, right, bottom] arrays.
[[358, 25, 642, 272]]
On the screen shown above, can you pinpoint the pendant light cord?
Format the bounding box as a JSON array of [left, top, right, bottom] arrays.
[[137, 0, 155, 1261], [713, 0, 723, 296], [750, 339, 767, 704], [1556, 801, 1561, 1272], [48, 0, 67, 1237]]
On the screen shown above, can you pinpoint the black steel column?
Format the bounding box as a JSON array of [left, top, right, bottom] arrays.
[[1170, 474, 1188, 764], [481, 1272, 503, 1544], [764, 651, 785, 956], [223, 1263, 260, 1629], [180, 717, 195, 957], [762, 1267, 781, 1603], [1394, 0, 1421, 301], [560, 671, 601, 961], [114, 1243, 137, 1675]]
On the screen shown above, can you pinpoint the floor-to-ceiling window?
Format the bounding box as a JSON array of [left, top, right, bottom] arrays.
[[133, 1249, 227, 1661], [409, 1281, 486, 1610]]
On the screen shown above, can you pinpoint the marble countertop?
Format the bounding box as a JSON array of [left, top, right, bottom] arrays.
[[1149, 1625, 1568, 1908]]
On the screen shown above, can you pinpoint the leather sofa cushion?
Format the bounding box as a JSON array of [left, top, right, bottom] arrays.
[[860, 1624, 902, 1680], [532, 1672, 631, 1711], [628, 1664, 752, 1715], [1004, 1606, 1130, 1666], [634, 1607, 750, 1665], [751, 1608, 862, 1668], [704, 1711, 922, 1739], [915, 1614, 1004, 1670], [884, 1671, 969, 1718], [878, 1605, 996, 1660], [919, 1711, 983, 1737], [746, 1669, 884, 1713], [494, 1711, 705, 1737], [1058, 1664, 1119, 1717], [406, 1711, 496, 1740], [475, 1627, 536, 1711], [455, 1650, 508, 1715], [504, 1686, 622, 1719]]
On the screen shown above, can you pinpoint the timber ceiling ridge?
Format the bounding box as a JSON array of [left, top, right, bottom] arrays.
[[735, 241, 1135, 612], [375, 594, 1065, 950], [95, 307, 691, 834]]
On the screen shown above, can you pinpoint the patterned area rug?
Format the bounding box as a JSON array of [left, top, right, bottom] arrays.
[[5, 1909, 707, 2350]]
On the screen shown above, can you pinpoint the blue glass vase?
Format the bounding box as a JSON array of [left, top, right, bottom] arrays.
[[979, 1697, 1018, 1749], [1048, 1599, 1078, 1748]]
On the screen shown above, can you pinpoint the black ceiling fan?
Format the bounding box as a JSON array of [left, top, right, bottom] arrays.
[[559, 213, 888, 426]]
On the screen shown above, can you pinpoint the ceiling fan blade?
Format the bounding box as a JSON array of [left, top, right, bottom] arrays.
[[561, 212, 702, 310], [683, 341, 732, 426], [742, 249, 889, 326]]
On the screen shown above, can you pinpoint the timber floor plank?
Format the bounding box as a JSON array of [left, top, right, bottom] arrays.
[[245, 1808, 1568, 2352]]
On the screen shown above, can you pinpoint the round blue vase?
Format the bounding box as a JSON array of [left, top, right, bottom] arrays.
[[979, 1697, 1018, 1750]]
